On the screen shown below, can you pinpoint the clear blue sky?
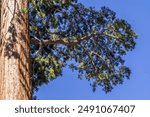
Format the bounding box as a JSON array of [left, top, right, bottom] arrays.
[[36, 0, 150, 100]]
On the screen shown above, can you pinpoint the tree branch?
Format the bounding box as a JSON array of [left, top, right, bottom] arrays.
[[31, 32, 100, 46], [80, 44, 97, 72]]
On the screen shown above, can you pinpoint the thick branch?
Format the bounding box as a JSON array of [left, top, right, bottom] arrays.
[[31, 32, 100, 46]]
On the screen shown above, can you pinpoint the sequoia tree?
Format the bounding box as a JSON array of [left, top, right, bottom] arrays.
[[0, 0, 137, 100], [0, 0, 31, 99]]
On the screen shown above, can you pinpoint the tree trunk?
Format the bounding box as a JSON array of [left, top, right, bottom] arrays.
[[0, 0, 31, 99]]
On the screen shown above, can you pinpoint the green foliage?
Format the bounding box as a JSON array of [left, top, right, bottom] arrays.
[[29, 0, 137, 94], [22, 8, 28, 14], [31, 48, 65, 92]]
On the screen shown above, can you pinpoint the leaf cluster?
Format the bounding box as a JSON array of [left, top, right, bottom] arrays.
[[29, 0, 137, 93]]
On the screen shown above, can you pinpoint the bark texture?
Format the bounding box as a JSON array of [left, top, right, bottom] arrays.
[[0, 0, 31, 100]]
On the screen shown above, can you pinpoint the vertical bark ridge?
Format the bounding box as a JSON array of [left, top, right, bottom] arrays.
[[0, 0, 31, 100]]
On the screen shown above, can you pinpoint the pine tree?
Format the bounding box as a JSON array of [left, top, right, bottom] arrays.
[[0, 0, 137, 99]]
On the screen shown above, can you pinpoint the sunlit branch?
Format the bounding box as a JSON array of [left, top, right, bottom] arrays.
[[31, 32, 100, 46]]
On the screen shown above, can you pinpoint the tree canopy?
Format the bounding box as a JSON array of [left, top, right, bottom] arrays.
[[29, 0, 137, 95]]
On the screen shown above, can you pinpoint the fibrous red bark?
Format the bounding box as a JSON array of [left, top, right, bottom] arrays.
[[0, 0, 31, 100]]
